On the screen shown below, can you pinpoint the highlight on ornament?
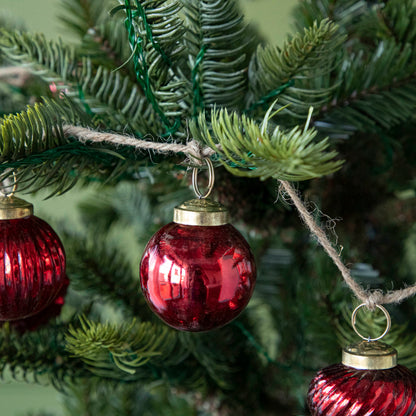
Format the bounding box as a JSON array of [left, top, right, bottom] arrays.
[[139, 158, 256, 332], [307, 304, 416, 416], [0, 173, 67, 322]]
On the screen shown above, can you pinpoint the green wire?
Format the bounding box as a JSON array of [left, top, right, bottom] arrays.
[[192, 44, 208, 117], [120, 0, 179, 136], [245, 79, 295, 114]]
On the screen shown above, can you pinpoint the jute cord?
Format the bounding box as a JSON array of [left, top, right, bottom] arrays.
[[63, 124, 416, 309], [62, 125, 215, 165]]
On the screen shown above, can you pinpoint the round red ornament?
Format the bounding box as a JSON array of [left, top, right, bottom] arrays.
[[139, 197, 256, 332], [8, 275, 69, 333], [308, 304, 416, 416], [0, 195, 66, 321]]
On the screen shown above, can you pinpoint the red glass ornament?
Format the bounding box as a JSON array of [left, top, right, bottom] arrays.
[[0, 215, 66, 321], [308, 362, 416, 415], [140, 222, 256, 332], [8, 276, 69, 333]]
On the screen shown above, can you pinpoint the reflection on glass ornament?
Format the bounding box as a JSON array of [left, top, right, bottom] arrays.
[[140, 159, 256, 332], [140, 199, 256, 331], [0, 195, 66, 321]]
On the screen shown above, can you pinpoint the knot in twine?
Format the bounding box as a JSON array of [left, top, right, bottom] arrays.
[[185, 140, 215, 166], [364, 291, 385, 311]]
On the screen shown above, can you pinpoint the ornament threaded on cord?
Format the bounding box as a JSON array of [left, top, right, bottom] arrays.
[[139, 159, 256, 332]]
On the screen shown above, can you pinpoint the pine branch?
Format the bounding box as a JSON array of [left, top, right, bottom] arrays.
[[63, 230, 147, 317], [76, 58, 162, 134], [65, 317, 197, 384], [59, 0, 135, 77], [0, 323, 90, 389], [245, 298, 280, 364], [0, 12, 26, 35], [62, 379, 197, 416], [247, 19, 345, 118], [190, 107, 342, 181], [66, 318, 174, 373], [0, 96, 117, 194], [0, 96, 86, 161], [381, 0, 416, 48], [65, 315, 266, 398], [0, 31, 77, 87], [295, 0, 416, 51], [182, 0, 257, 112], [293, 0, 372, 35], [316, 40, 416, 135], [0, 31, 162, 135], [115, 0, 190, 134], [58, 0, 109, 38], [179, 332, 236, 390], [0, 96, 166, 195]]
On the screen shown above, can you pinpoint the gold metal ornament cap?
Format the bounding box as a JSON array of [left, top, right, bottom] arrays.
[[342, 340, 397, 370], [0, 195, 33, 220], [173, 198, 229, 226]]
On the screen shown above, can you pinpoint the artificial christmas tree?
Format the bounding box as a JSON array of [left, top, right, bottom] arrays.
[[0, 0, 416, 414]]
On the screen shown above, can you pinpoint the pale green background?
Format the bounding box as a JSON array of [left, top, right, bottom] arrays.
[[0, 1, 293, 415]]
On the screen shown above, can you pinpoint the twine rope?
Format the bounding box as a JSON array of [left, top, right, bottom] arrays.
[[63, 124, 416, 309], [62, 125, 215, 164], [278, 180, 416, 309]]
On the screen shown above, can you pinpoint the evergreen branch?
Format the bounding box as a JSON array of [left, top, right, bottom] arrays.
[[76, 57, 163, 135], [179, 332, 236, 390], [116, 0, 189, 134], [66, 317, 183, 376], [0, 323, 90, 389], [59, 0, 135, 77], [0, 139, 156, 196], [0, 96, 87, 162], [317, 81, 416, 136], [59, 0, 106, 38], [61, 381, 195, 416], [295, 0, 416, 51], [0, 96, 159, 195], [0, 30, 162, 135], [381, 0, 416, 49], [316, 40, 416, 135], [248, 19, 345, 118], [80, 18, 135, 76], [182, 0, 257, 111], [65, 317, 253, 392], [0, 12, 26, 34], [190, 107, 342, 181], [293, 0, 371, 35], [63, 231, 147, 317], [245, 298, 280, 364], [0, 30, 78, 86]]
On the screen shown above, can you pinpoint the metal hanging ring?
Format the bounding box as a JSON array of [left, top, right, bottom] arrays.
[[192, 158, 215, 199], [351, 303, 391, 342], [0, 171, 17, 197]]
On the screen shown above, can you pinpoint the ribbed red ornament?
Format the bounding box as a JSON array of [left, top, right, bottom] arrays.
[[308, 363, 416, 415], [0, 215, 66, 321], [8, 275, 69, 333], [140, 222, 256, 332]]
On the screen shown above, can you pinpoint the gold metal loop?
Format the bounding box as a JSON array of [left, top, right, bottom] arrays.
[[0, 171, 18, 198], [192, 158, 215, 199], [351, 303, 391, 342]]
